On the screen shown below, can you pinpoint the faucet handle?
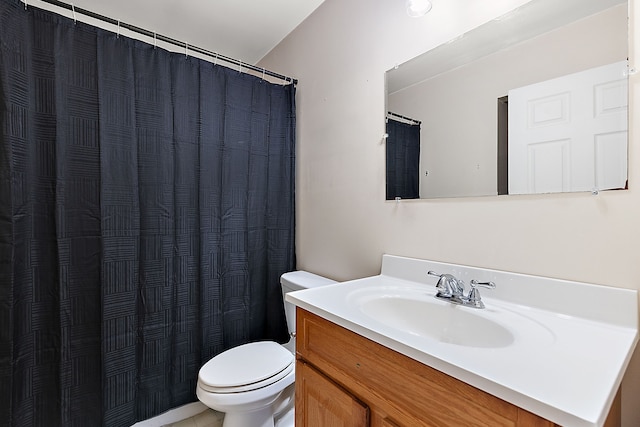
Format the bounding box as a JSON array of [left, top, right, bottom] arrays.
[[468, 279, 496, 309], [470, 279, 496, 289], [428, 271, 465, 297], [427, 271, 448, 296]]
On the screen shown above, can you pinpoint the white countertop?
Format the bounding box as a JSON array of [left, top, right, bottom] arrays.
[[286, 255, 639, 427]]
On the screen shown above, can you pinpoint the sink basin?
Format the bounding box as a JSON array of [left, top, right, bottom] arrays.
[[346, 285, 556, 350], [358, 294, 514, 348]]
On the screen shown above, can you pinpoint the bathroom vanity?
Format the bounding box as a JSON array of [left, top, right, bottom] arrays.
[[295, 309, 621, 426], [287, 255, 638, 427]]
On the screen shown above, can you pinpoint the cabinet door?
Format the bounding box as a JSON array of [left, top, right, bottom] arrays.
[[296, 360, 369, 427]]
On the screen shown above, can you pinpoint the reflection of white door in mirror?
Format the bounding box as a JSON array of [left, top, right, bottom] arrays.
[[508, 60, 628, 195]]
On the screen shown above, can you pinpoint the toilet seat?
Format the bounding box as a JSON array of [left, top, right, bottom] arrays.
[[198, 341, 294, 393]]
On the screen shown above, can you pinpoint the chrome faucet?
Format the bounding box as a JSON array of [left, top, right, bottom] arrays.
[[428, 271, 465, 301], [428, 271, 495, 309]]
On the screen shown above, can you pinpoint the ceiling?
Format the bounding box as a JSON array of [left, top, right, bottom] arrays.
[[29, 0, 326, 64]]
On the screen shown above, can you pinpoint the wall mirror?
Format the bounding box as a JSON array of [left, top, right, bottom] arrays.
[[385, 0, 629, 200]]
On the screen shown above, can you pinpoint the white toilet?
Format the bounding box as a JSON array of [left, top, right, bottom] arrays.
[[196, 271, 336, 427]]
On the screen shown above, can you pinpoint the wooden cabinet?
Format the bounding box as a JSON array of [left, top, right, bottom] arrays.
[[295, 308, 621, 427], [296, 360, 369, 426]]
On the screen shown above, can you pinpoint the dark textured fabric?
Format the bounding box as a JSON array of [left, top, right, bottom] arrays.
[[386, 118, 420, 200], [0, 1, 296, 426]]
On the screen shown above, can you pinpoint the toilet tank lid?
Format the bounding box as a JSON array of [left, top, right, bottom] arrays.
[[280, 271, 336, 291]]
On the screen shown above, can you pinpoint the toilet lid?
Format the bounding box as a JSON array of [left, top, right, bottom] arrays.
[[199, 341, 294, 392]]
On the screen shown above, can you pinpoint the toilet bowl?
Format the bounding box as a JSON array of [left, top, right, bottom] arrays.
[[196, 271, 336, 427], [196, 341, 295, 427]]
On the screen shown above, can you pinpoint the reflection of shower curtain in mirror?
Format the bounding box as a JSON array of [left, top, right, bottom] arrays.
[[386, 118, 420, 200]]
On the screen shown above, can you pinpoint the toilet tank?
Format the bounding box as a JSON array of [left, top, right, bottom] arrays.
[[280, 271, 336, 353]]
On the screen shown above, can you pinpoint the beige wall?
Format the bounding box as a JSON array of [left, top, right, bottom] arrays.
[[388, 4, 627, 198], [259, 0, 640, 425]]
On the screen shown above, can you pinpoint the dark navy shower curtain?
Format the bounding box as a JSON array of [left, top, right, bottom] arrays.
[[0, 1, 296, 426]]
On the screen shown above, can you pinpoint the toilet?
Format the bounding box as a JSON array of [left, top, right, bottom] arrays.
[[196, 271, 336, 427]]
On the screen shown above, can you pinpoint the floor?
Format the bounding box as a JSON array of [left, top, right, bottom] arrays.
[[159, 407, 295, 427], [132, 400, 295, 427], [131, 391, 295, 427], [131, 402, 215, 427], [162, 410, 224, 427]]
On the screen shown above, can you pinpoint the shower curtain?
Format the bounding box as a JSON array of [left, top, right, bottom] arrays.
[[386, 118, 420, 200], [0, 1, 296, 426]]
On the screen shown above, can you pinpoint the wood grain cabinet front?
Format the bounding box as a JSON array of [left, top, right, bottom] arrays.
[[295, 360, 369, 427], [294, 308, 621, 427]]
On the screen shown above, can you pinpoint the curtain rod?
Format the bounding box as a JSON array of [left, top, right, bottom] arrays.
[[387, 111, 421, 125], [25, 0, 297, 85]]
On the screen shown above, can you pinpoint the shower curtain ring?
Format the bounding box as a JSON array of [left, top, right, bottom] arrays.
[[117, 20, 120, 38], [153, 32, 157, 49], [71, 3, 77, 24], [185, 42, 188, 58], [23, 0, 27, 10]]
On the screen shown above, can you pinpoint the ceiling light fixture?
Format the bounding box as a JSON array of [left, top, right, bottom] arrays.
[[406, 0, 432, 17]]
